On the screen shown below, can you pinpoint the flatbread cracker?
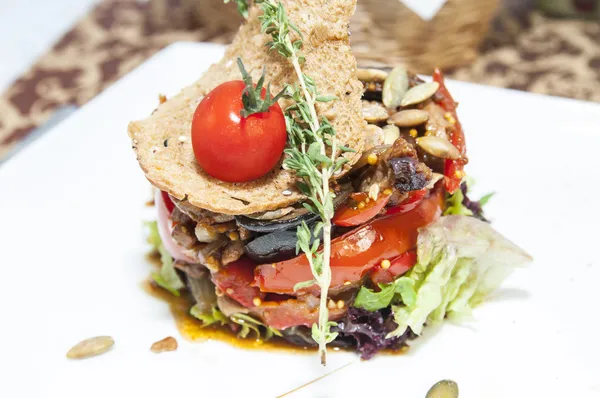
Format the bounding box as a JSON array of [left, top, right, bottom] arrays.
[[128, 0, 365, 215]]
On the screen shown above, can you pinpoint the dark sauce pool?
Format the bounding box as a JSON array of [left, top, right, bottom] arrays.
[[143, 252, 408, 357]]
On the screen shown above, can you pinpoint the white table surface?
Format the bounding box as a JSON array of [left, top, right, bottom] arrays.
[[0, 0, 99, 93]]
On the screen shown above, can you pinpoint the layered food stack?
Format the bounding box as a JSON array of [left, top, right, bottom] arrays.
[[129, 0, 531, 362]]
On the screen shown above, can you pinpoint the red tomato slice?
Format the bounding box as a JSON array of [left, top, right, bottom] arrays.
[[212, 257, 265, 308], [385, 189, 427, 216], [433, 69, 467, 194], [332, 192, 390, 227], [254, 189, 444, 295], [369, 250, 417, 285]]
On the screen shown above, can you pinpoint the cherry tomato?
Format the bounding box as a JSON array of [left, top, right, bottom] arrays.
[[212, 257, 265, 308], [370, 250, 417, 285], [432, 69, 467, 194], [332, 192, 390, 227], [191, 80, 287, 182], [254, 189, 444, 295], [385, 189, 427, 216]]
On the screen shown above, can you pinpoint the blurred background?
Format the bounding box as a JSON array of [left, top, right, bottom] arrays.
[[0, 0, 599, 162]]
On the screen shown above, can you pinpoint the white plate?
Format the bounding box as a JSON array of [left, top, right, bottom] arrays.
[[1, 42, 599, 398]]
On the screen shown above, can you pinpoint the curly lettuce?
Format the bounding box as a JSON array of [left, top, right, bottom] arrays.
[[387, 215, 532, 338], [354, 277, 416, 312], [145, 221, 185, 296]]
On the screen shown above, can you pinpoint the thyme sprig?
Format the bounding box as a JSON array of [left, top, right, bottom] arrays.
[[256, 0, 352, 365]]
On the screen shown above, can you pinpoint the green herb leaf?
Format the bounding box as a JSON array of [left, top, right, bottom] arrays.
[[478, 192, 495, 207], [293, 279, 317, 291], [256, 0, 342, 365], [316, 95, 338, 102]]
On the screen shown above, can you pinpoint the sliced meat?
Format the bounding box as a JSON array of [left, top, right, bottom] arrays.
[[171, 206, 194, 225], [172, 196, 235, 224], [217, 295, 250, 317], [251, 298, 346, 330], [171, 223, 197, 249], [358, 137, 431, 194], [174, 261, 206, 278], [222, 240, 245, 266]]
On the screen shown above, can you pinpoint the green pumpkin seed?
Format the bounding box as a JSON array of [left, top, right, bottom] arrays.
[[389, 109, 430, 127], [382, 124, 400, 145], [66, 336, 114, 359], [401, 82, 440, 107], [362, 101, 389, 123], [357, 68, 388, 83], [382, 66, 409, 108], [416, 136, 461, 160], [426, 380, 459, 398], [364, 124, 385, 149]]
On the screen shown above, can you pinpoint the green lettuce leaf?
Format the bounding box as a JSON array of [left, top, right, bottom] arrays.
[[387, 215, 532, 338], [230, 313, 283, 340], [190, 305, 229, 327], [145, 221, 185, 296], [354, 277, 416, 312], [444, 187, 473, 216]]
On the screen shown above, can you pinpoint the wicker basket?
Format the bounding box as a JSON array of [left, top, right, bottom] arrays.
[[352, 0, 500, 72], [163, 0, 499, 72]]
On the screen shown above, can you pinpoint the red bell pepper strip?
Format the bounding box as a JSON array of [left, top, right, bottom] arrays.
[[385, 189, 428, 216], [333, 192, 391, 227], [432, 68, 467, 194]]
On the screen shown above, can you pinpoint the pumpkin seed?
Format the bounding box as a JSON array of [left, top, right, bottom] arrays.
[[426, 380, 459, 398], [389, 109, 430, 127], [362, 101, 389, 123], [401, 82, 440, 107], [364, 124, 385, 150], [382, 67, 409, 108], [66, 336, 114, 359], [357, 68, 388, 83], [416, 136, 461, 160], [151, 336, 178, 353], [368, 184, 380, 201], [382, 124, 400, 145]]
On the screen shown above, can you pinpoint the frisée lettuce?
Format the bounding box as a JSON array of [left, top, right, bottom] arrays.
[[145, 221, 185, 296], [386, 215, 531, 338]]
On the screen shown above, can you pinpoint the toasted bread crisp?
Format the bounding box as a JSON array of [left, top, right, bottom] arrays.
[[128, 0, 366, 215]]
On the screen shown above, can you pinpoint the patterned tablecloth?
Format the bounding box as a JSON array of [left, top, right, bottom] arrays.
[[0, 0, 599, 160]]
